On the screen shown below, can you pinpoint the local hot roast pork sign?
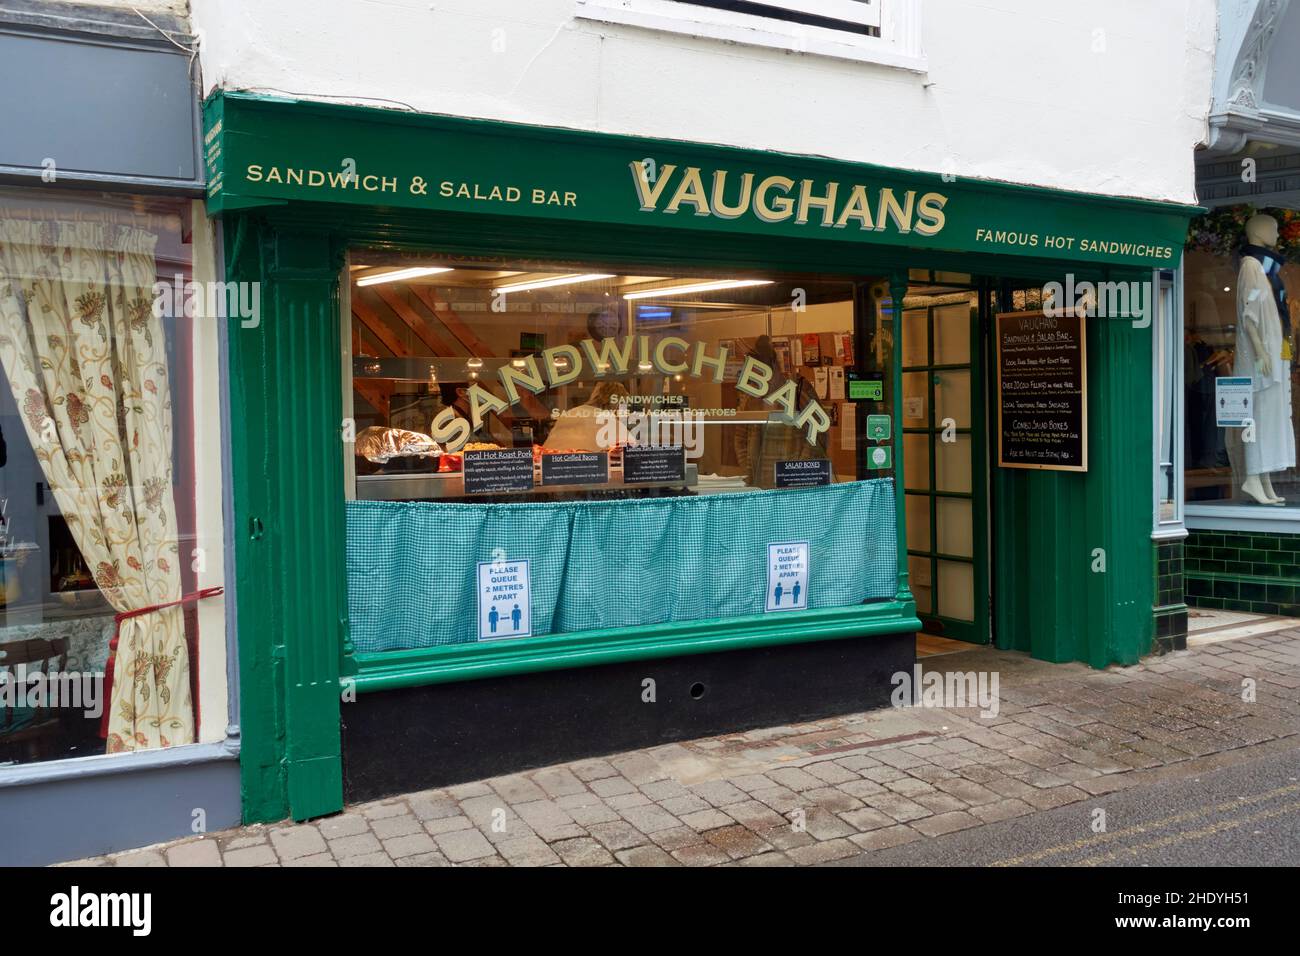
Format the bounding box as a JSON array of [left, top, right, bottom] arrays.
[[995, 311, 1088, 472]]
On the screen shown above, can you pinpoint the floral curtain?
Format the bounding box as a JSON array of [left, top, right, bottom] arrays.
[[0, 219, 191, 752]]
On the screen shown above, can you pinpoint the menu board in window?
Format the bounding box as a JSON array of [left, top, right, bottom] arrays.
[[995, 310, 1087, 472]]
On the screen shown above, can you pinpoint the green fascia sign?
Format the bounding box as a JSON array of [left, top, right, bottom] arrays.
[[204, 92, 1197, 270]]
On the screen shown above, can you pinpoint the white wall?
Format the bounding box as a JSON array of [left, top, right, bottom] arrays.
[[191, 0, 1216, 204]]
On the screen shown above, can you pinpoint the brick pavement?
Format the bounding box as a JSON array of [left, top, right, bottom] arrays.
[[64, 628, 1300, 867]]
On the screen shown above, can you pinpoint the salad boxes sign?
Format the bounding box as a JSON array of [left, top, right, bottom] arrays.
[[995, 311, 1088, 472], [774, 459, 832, 487]]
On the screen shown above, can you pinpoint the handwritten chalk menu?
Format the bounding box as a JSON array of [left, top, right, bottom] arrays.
[[996, 311, 1087, 471], [774, 459, 832, 488], [623, 445, 686, 483], [463, 448, 534, 494], [541, 452, 609, 486]]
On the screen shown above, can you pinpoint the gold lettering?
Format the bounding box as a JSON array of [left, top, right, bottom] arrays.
[[914, 192, 948, 236], [498, 356, 547, 405], [710, 170, 754, 220], [754, 176, 796, 223], [665, 167, 711, 216], [876, 188, 916, 233], [835, 184, 874, 229], [796, 179, 839, 227], [467, 384, 508, 431], [691, 341, 729, 383], [736, 357, 774, 398], [629, 161, 678, 211], [580, 336, 636, 376]]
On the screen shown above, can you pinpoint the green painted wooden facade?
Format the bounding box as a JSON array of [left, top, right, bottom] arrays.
[[206, 92, 1199, 823]]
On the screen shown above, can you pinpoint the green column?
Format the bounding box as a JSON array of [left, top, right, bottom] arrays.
[[888, 274, 915, 611], [227, 221, 347, 822]]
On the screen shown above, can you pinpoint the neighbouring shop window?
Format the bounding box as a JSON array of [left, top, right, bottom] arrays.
[[1184, 205, 1299, 510], [342, 252, 902, 653], [0, 187, 223, 764]]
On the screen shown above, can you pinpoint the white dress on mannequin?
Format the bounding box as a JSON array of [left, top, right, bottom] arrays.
[[1236, 255, 1295, 476]]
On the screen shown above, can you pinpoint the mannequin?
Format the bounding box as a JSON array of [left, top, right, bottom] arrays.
[[1236, 213, 1295, 504]]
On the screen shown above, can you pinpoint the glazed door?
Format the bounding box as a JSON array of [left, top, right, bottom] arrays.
[[900, 295, 989, 643]]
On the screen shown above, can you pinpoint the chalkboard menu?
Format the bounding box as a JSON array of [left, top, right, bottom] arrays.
[[995, 311, 1087, 471], [623, 445, 686, 483], [463, 448, 535, 494], [540, 452, 609, 486]]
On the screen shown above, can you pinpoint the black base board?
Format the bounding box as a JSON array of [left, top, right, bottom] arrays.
[[341, 631, 915, 804]]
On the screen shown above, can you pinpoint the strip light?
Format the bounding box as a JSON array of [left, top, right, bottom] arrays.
[[623, 279, 772, 300], [356, 266, 453, 287], [493, 273, 615, 294]]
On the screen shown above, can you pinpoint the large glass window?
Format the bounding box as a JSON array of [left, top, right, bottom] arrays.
[[341, 252, 902, 655], [0, 187, 226, 764], [345, 253, 894, 501], [1184, 205, 1298, 510]]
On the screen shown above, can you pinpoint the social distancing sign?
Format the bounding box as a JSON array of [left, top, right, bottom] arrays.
[[477, 558, 532, 640], [766, 541, 809, 612]]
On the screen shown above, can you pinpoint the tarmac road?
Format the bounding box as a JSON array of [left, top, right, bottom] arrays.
[[831, 739, 1300, 866]]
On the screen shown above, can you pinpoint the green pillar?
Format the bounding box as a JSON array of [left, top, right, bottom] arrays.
[[888, 274, 915, 611], [227, 221, 347, 822]]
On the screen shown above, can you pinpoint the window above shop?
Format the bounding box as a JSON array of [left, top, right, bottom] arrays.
[[575, 0, 926, 71]]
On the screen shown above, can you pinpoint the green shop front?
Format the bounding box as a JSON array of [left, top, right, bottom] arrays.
[[203, 92, 1196, 822]]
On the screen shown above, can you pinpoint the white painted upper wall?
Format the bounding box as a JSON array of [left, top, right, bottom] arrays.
[[191, 0, 1217, 204]]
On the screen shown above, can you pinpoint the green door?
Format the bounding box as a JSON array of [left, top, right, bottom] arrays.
[[900, 292, 989, 643]]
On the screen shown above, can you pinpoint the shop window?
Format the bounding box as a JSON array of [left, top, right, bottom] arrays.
[[0, 187, 225, 765], [343, 254, 901, 653], [1183, 205, 1298, 514]]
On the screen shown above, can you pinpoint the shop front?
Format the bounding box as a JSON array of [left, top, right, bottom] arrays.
[[0, 6, 237, 866], [203, 92, 1196, 822], [1169, 2, 1300, 629]]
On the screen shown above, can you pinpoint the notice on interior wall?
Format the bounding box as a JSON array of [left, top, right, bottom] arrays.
[[814, 367, 829, 400], [841, 403, 857, 450], [1215, 376, 1253, 427], [801, 333, 821, 365], [995, 310, 1087, 471], [829, 366, 846, 400]]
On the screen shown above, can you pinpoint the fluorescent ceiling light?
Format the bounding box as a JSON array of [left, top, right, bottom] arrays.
[[623, 279, 772, 300], [356, 266, 453, 286], [493, 273, 615, 294]]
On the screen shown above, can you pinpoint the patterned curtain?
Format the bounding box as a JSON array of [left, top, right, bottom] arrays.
[[0, 219, 192, 752]]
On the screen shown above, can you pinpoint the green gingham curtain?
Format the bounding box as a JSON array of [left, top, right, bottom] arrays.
[[346, 479, 897, 653]]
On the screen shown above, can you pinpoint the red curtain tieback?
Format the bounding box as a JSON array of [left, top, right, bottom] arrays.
[[98, 586, 225, 739]]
